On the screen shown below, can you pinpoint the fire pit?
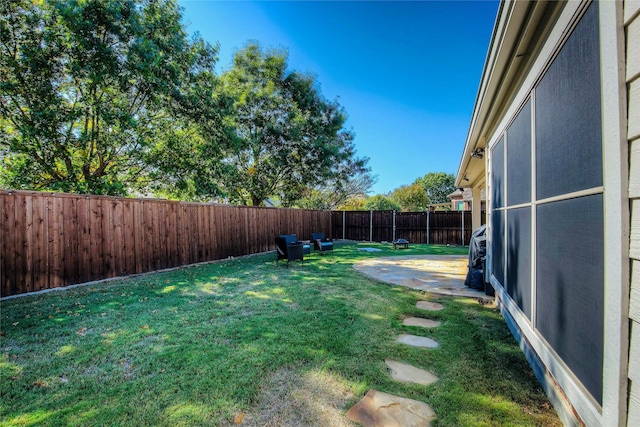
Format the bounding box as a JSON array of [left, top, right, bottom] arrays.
[[392, 239, 409, 249]]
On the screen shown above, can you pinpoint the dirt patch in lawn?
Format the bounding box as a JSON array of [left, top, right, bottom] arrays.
[[236, 368, 355, 427]]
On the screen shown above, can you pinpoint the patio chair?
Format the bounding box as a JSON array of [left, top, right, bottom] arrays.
[[311, 232, 333, 254], [279, 234, 311, 255], [275, 237, 304, 267]]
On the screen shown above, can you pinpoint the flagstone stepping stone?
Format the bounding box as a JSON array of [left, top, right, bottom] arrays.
[[357, 247, 382, 252], [345, 389, 436, 427], [397, 334, 439, 349], [385, 360, 439, 386], [416, 301, 444, 311], [403, 317, 441, 328]]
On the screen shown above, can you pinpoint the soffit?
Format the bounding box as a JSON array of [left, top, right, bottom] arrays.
[[456, 1, 564, 188]]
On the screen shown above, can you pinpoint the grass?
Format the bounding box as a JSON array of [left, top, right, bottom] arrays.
[[0, 243, 560, 426]]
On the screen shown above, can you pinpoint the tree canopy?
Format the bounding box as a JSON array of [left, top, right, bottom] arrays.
[[294, 171, 375, 210], [364, 194, 400, 211], [389, 183, 429, 211], [415, 172, 457, 205], [1, 2, 370, 205], [0, 0, 225, 196], [217, 43, 371, 206], [337, 196, 367, 211]]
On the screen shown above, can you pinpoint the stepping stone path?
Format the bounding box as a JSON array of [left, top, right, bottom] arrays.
[[357, 247, 382, 252], [345, 389, 436, 427], [416, 301, 444, 311], [397, 333, 439, 349], [403, 317, 441, 328], [385, 360, 439, 386], [345, 301, 443, 426], [397, 301, 444, 348]]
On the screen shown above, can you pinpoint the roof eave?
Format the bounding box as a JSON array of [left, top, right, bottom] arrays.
[[455, 0, 538, 188]]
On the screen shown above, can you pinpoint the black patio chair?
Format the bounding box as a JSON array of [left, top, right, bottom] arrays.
[[311, 232, 333, 254], [279, 234, 311, 255], [275, 237, 304, 267]]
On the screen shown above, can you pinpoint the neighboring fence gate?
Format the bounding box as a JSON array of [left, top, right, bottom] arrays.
[[331, 210, 486, 246]]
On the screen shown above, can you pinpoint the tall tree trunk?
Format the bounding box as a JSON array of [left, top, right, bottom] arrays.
[[251, 195, 263, 206]]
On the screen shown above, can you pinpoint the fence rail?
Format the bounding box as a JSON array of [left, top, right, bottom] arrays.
[[1, 190, 331, 297]]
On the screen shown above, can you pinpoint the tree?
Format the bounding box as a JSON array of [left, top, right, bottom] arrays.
[[0, 0, 225, 196], [292, 170, 375, 210], [218, 42, 370, 206], [415, 172, 457, 205], [338, 196, 367, 211], [389, 184, 430, 211], [364, 195, 400, 211]]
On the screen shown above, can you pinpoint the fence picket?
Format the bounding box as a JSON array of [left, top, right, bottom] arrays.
[[1, 193, 15, 296], [112, 200, 124, 277], [122, 199, 135, 275], [23, 195, 33, 293], [101, 198, 113, 278], [167, 202, 178, 268], [13, 195, 26, 293], [133, 200, 144, 275], [93, 198, 106, 279], [49, 196, 64, 289]]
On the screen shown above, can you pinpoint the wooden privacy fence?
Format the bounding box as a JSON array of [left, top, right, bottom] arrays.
[[1, 190, 331, 297], [331, 210, 486, 246]]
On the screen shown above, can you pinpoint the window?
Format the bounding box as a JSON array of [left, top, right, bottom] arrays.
[[536, 194, 603, 404], [535, 3, 602, 200], [491, 137, 505, 209], [507, 100, 531, 206], [506, 206, 531, 318], [491, 137, 505, 285], [489, 2, 603, 405]]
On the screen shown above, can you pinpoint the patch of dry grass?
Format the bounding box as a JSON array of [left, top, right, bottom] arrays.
[[237, 368, 355, 427]]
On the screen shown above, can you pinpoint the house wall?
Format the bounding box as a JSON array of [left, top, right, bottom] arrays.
[[480, 1, 631, 425], [626, 0, 640, 424]]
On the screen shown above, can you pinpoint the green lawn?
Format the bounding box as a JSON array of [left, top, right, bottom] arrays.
[[0, 243, 559, 426]]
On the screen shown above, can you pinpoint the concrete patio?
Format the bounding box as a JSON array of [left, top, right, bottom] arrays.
[[353, 254, 490, 299]]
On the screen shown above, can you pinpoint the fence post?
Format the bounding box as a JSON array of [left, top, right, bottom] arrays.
[[370, 210, 373, 242], [342, 211, 346, 240], [393, 210, 396, 241], [426, 210, 430, 245], [461, 210, 465, 246]]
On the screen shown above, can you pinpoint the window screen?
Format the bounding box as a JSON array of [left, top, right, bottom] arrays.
[[488, 1, 604, 406], [491, 209, 504, 285], [507, 100, 532, 206], [535, 3, 602, 200], [536, 194, 603, 404], [492, 137, 505, 209], [506, 207, 531, 318]]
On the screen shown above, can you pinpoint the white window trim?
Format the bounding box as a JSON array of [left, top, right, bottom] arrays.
[[598, 1, 629, 425]]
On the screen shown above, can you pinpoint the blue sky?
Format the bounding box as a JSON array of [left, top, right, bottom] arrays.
[[178, 0, 499, 195]]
